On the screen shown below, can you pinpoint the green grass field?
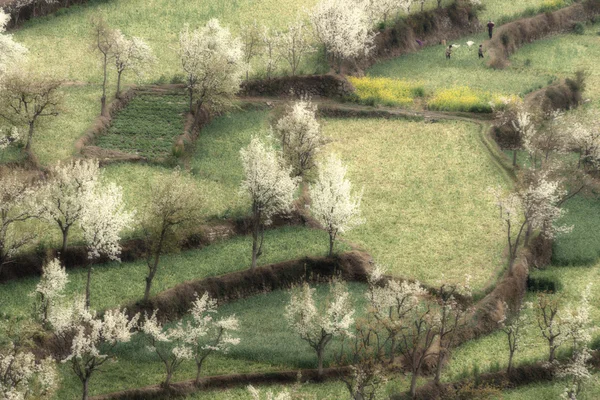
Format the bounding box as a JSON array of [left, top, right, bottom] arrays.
[[95, 92, 188, 160], [322, 118, 511, 292], [0, 226, 341, 318]]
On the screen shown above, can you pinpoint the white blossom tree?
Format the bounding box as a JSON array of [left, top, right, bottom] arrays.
[[489, 170, 568, 273], [565, 109, 600, 171], [0, 172, 38, 278], [141, 169, 202, 302], [31, 258, 68, 325], [181, 292, 240, 384], [0, 10, 27, 80], [357, 0, 411, 25], [111, 30, 155, 98], [0, 344, 57, 400], [274, 98, 325, 180], [240, 136, 299, 270], [79, 182, 133, 308], [178, 20, 244, 114], [557, 345, 593, 400], [39, 159, 100, 256], [285, 281, 355, 378], [277, 19, 313, 76], [141, 310, 194, 387], [310, 155, 364, 256], [310, 0, 377, 71], [562, 284, 593, 354], [54, 301, 139, 400]]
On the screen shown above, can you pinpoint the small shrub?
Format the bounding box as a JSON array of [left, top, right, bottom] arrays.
[[524, 58, 532, 67], [573, 22, 585, 35], [526, 276, 562, 292]]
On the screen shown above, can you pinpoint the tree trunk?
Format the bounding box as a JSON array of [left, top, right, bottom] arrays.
[[389, 336, 396, 364], [144, 255, 160, 302], [61, 227, 70, 257], [410, 368, 419, 399], [164, 370, 173, 387], [434, 351, 445, 384], [85, 263, 92, 309], [317, 347, 324, 378], [195, 360, 204, 385], [328, 231, 336, 257], [82, 376, 89, 400], [25, 122, 35, 152], [507, 350, 514, 374], [101, 53, 108, 117], [116, 71, 123, 99], [549, 344, 556, 363]]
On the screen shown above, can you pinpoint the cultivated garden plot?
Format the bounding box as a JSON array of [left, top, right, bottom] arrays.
[[3, 0, 600, 399]]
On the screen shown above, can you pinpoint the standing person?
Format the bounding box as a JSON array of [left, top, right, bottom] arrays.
[[478, 44, 484, 59], [445, 44, 452, 60], [487, 20, 495, 39]]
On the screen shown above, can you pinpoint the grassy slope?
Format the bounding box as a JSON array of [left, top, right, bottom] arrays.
[[368, 22, 600, 103], [0, 226, 339, 318], [53, 282, 366, 399], [322, 118, 510, 291]]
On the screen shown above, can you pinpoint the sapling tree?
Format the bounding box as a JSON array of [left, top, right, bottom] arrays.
[[274, 98, 325, 180], [79, 183, 133, 308], [54, 301, 139, 400], [0, 70, 62, 154], [0, 10, 27, 79], [366, 264, 425, 364], [310, 155, 364, 256], [310, 0, 377, 71], [31, 258, 69, 325], [90, 15, 117, 117], [240, 136, 299, 270], [535, 292, 565, 362], [141, 169, 202, 302], [39, 159, 100, 256], [0, 172, 38, 277], [335, 312, 389, 400], [141, 310, 193, 387], [499, 301, 529, 374], [277, 20, 313, 76], [178, 20, 244, 114], [285, 281, 355, 378], [261, 26, 281, 81], [240, 20, 262, 81], [182, 292, 240, 384], [111, 30, 155, 98]]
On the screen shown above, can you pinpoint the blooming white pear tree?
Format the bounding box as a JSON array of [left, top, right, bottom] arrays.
[[111, 30, 155, 98], [310, 155, 364, 256], [557, 345, 593, 400], [141, 168, 202, 302], [39, 159, 100, 255], [0, 10, 27, 80], [565, 109, 600, 171], [0, 343, 57, 400], [55, 301, 139, 400], [310, 0, 377, 71], [240, 136, 299, 270], [79, 182, 134, 308], [180, 292, 240, 384], [285, 281, 355, 377], [277, 19, 313, 76], [31, 258, 69, 325], [0, 172, 38, 277], [178, 19, 244, 114], [274, 98, 325, 180]]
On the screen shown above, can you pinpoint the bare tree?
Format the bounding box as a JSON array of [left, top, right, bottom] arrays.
[[0, 70, 62, 156], [90, 15, 116, 117], [278, 20, 313, 76], [535, 292, 564, 363], [240, 20, 262, 81]]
